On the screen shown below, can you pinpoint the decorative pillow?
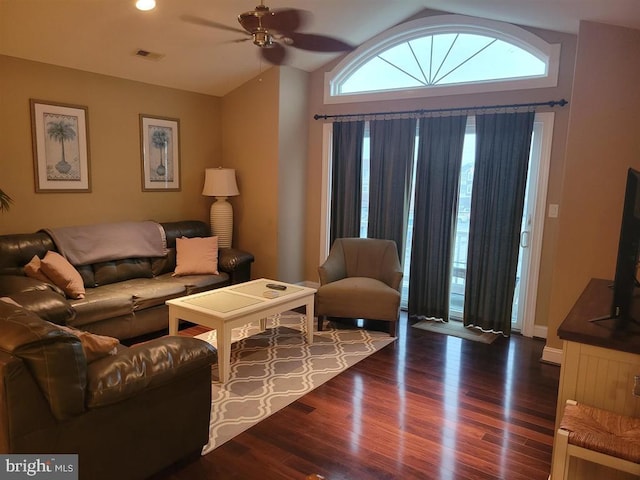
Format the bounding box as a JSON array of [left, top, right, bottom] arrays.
[[174, 236, 219, 276], [40, 251, 86, 299], [57, 325, 119, 363], [24, 255, 53, 283]]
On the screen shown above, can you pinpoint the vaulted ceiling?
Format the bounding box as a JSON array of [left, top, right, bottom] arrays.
[[2, 0, 640, 97]]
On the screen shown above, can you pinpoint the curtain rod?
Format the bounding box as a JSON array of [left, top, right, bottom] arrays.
[[313, 98, 568, 121]]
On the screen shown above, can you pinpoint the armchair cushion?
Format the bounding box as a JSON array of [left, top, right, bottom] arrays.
[[316, 277, 401, 322]]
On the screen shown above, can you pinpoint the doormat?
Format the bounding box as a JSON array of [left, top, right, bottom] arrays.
[[412, 319, 498, 344]]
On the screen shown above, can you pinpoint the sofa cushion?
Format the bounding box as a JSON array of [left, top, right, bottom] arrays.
[[157, 271, 230, 295], [40, 251, 86, 299], [0, 231, 56, 275], [69, 289, 134, 328], [123, 278, 187, 310], [93, 258, 154, 286], [174, 236, 219, 276]]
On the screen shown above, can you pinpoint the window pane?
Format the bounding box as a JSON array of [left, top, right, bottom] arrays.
[[339, 33, 547, 95]]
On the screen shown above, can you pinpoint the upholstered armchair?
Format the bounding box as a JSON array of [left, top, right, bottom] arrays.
[[315, 238, 403, 336]]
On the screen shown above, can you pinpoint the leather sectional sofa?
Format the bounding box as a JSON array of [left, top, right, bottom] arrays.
[[0, 219, 254, 478], [0, 298, 216, 480], [0, 220, 254, 340]]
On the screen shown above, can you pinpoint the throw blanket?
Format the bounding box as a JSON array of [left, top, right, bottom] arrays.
[[43, 221, 167, 266]]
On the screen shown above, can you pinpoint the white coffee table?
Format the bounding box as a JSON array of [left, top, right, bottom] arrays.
[[166, 278, 316, 382]]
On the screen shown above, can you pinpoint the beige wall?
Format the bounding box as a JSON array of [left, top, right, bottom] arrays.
[[545, 21, 640, 350], [303, 17, 577, 333], [221, 66, 310, 282], [277, 67, 310, 282], [221, 68, 280, 279], [0, 55, 221, 234]]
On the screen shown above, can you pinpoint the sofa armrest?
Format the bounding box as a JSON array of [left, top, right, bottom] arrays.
[[218, 247, 254, 284], [0, 302, 87, 421], [0, 351, 58, 453], [86, 337, 216, 408], [4, 290, 75, 325], [0, 275, 65, 298]]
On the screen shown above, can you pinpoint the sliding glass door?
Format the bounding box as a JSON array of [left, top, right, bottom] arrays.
[[352, 114, 551, 333]]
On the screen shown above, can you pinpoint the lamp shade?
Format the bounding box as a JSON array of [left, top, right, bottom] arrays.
[[202, 168, 239, 197]]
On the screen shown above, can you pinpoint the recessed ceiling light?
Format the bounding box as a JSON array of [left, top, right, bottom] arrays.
[[135, 0, 156, 11]]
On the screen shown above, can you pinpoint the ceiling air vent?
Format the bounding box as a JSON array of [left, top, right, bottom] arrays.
[[134, 49, 165, 61]]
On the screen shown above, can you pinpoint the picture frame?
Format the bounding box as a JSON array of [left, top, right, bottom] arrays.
[[139, 115, 181, 191], [30, 99, 91, 193]]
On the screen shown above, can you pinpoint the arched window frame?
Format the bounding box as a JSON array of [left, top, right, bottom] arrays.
[[324, 15, 561, 104]]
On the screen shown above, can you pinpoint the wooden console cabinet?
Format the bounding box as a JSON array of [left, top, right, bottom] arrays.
[[553, 278, 640, 479]]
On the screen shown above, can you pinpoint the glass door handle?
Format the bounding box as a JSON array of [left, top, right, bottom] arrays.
[[520, 230, 530, 248]]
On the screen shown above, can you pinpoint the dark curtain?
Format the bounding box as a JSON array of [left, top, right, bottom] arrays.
[[368, 118, 417, 262], [408, 115, 468, 321], [330, 120, 365, 244], [463, 111, 535, 335]]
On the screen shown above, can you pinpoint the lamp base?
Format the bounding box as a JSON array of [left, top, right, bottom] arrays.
[[210, 196, 233, 248]]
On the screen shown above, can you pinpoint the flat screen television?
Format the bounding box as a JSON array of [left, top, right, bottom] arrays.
[[593, 167, 640, 330]]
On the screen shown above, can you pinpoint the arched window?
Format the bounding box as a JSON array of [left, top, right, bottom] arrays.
[[325, 15, 560, 104]]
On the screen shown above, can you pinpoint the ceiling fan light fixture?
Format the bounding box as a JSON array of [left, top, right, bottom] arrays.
[[253, 30, 273, 47], [135, 0, 156, 11]]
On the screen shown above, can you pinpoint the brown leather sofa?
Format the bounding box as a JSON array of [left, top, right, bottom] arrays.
[[0, 299, 216, 480], [0, 220, 254, 340]]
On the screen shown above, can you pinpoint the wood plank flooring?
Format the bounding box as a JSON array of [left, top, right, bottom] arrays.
[[152, 314, 560, 480]]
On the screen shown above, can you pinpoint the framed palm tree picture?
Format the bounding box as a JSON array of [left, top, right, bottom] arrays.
[[139, 114, 180, 191], [30, 99, 91, 192]]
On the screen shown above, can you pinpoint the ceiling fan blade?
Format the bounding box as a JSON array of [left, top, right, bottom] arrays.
[[262, 8, 309, 33], [285, 32, 353, 52], [261, 43, 288, 65], [181, 14, 248, 36]]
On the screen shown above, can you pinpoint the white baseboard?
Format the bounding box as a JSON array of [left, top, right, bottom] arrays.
[[533, 325, 548, 339], [541, 345, 563, 365]]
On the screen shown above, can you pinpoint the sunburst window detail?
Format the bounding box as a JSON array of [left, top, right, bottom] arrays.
[[325, 15, 560, 104]]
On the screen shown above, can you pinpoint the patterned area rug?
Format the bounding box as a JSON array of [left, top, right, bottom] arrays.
[[412, 319, 498, 344], [195, 312, 395, 454]]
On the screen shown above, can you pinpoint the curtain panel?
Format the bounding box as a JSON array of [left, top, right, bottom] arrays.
[[330, 120, 365, 244], [367, 118, 417, 262], [408, 115, 468, 321], [463, 111, 535, 335]]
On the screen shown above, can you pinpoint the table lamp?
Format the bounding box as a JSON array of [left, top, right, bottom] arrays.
[[202, 168, 239, 248]]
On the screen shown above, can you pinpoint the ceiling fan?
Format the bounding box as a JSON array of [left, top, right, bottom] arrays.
[[182, 1, 353, 65]]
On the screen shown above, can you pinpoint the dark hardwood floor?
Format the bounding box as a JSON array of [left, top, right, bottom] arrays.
[[152, 314, 560, 480]]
